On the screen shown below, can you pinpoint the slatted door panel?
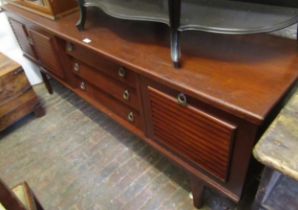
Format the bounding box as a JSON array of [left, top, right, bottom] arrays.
[[147, 86, 236, 181]]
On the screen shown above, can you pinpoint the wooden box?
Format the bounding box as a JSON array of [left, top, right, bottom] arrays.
[[0, 53, 44, 132], [6, 0, 77, 19]]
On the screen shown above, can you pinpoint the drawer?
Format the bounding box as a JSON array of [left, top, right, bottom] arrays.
[[71, 60, 140, 110], [0, 68, 31, 104], [66, 43, 137, 87], [146, 86, 237, 181], [75, 77, 142, 129]]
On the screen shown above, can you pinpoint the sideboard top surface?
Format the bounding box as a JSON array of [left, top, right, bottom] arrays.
[[4, 4, 298, 125]]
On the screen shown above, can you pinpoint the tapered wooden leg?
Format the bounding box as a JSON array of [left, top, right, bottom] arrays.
[[40, 71, 53, 94], [189, 176, 205, 209], [33, 103, 45, 118]]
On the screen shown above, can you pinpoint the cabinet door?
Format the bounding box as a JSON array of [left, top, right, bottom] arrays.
[[145, 85, 237, 181], [8, 18, 38, 62], [29, 28, 65, 79]]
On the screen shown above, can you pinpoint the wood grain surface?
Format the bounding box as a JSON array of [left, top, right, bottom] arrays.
[[4, 4, 298, 125]]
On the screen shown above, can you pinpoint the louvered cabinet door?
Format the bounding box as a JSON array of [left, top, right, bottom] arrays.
[[146, 86, 237, 181]]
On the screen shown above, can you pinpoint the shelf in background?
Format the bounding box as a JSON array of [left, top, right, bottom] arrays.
[[179, 0, 298, 34]]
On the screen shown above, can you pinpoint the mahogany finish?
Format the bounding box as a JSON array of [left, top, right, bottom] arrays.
[[71, 60, 140, 110], [29, 29, 65, 79], [147, 86, 236, 181], [4, 4, 298, 208], [66, 43, 137, 87]]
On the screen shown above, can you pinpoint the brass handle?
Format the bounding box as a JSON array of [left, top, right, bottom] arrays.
[[66, 42, 74, 52], [127, 112, 135, 122], [80, 81, 86, 91], [123, 90, 130, 101], [118, 67, 126, 78], [73, 62, 80, 72], [177, 93, 187, 106]]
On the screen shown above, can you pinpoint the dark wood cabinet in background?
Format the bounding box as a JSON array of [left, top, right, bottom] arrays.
[[4, 4, 298, 209]]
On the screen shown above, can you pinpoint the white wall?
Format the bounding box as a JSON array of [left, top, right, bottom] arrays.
[[0, 12, 42, 85]]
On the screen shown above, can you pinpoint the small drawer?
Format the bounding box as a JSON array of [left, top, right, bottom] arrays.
[[71, 60, 140, 110], [66, 43, 137, 87], [74, 77, 141, 129]]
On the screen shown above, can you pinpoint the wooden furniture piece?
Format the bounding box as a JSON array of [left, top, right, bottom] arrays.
[[4, 4, 298, 208], [252, 89, 298, 210], [6, 0, 77, 19], [0, 53, 44, 132], [0, 179, 44, 210], [76, 0, 298, 67]]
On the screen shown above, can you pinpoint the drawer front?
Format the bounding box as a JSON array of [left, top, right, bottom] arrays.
[[147, 86, 236, 181], [66, 43, 136, 87], [0, 68, 31, 104], [75, 78, 141, 129], [71, 60, 139, 110]]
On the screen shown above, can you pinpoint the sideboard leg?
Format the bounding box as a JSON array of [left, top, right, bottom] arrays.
[[33, 103, 45, 118], [190, 176, 205, 209], [40, 71, 53, 94], [76, 0, 86, 31]]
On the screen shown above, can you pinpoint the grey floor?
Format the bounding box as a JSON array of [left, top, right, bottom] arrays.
[[0, 81, 253, 210]]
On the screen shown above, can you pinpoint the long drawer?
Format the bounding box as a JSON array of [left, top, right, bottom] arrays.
[[74, 77, 142, 129], [70, 59, 140, 110], [66, 42, 137, 87]]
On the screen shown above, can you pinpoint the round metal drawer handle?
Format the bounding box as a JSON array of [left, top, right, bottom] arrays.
[[80, 81, 87, 91], [177, 93, 187, 106], [123, 90, 130, 101], [127, 112, 135, 122], [118, 67, 126, 78], [66, 42, 74, 52], [73, 62, 80, 72]]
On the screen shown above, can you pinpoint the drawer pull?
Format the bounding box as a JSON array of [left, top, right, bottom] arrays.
[[118, 67, 126, 78], [66, 42, 74, 52], [73, 62, 80, 72], [80, 81, 87, 91], [127, 112, 135, 122], [123, 90, 130, 101], [177, 93, 187, 106]]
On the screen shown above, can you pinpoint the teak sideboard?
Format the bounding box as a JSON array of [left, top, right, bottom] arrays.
[[4, 4, 298, 208]]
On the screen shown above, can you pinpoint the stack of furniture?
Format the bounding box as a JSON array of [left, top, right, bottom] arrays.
[[0, 53, 44, 132], [3, 4, 298, 208]]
